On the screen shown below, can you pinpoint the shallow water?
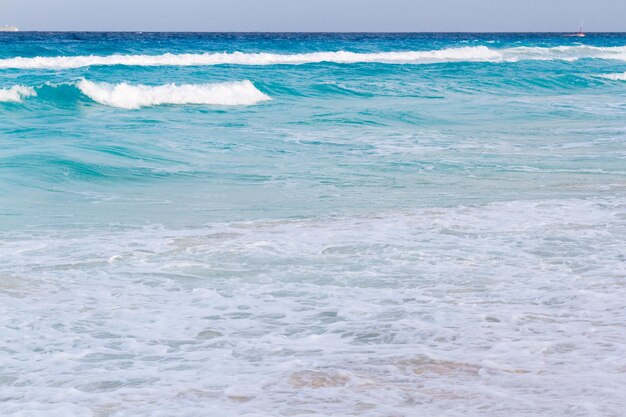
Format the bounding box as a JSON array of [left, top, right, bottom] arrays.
[[1, 33, 625, 416]]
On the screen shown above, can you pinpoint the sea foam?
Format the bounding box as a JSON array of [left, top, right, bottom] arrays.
[[3, 45, 626, 69], [76, 79, 271, 109], [0, 85, 36, 102], [598, 72, 626, 80]]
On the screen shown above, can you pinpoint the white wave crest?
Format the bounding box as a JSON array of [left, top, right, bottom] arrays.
[[0, 85, 36, 102], [598, 72, 626, 81], [76, 79, 271, 109], [4, 45, 626, 69], [0, 46, 498, 69]]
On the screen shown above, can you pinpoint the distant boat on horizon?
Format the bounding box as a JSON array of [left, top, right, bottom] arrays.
[[0, 25, 19, 32], [565, 23, 585, 37]]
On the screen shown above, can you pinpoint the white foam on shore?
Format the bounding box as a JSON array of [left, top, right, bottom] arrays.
[[76, 79, 271, 109], [0, 85, 36, 102], [1, 197, 625, 416], [3, 45, 626, 69]]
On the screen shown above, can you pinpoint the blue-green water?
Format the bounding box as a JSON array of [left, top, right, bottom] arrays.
[[1, 33, 625, 416]]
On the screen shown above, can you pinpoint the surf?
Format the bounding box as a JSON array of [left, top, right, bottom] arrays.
[[0, 85, 36, 102], [76, 79, 271, 109], [597, 72, 626, 81], [2, 45, 626, 70], [3, 44, 626, 70]]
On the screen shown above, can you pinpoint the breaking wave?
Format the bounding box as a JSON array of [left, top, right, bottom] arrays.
[[0, 85, 36, 102], [3, 45, 626, 69], [76, 79, 271, 109]]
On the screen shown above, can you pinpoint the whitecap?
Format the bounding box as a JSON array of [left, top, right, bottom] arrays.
[[76, 79, 271, 109], [597, 72, 626, 81], [3, 45, 626, 69], [0, 46, 499, 69], [0, 85, 36, 102]]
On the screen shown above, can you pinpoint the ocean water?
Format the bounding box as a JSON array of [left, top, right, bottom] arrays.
[[1, 32, 625, 416]]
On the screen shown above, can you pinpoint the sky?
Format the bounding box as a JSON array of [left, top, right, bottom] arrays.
[[1, 0, 625, 32]]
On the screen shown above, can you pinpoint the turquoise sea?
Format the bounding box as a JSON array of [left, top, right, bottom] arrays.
[[1, 33, 625, 416]]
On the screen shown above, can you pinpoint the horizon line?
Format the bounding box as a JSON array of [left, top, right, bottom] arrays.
[[2, 30, 624, 34]]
